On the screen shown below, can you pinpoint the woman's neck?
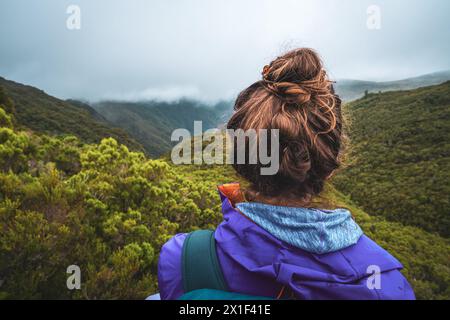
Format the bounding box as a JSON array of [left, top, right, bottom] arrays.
[[244, 189, 313, 208]]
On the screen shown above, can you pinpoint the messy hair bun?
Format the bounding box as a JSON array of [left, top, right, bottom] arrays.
[[227, 48, 342, 204]]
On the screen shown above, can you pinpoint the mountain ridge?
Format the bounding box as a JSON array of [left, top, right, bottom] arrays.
[[93, 99, 231, 157], [335, 70, 450, 101], [0, 76, 145, 153]]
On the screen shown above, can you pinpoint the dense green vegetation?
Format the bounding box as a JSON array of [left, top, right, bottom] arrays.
[[0, 77, 143, 153], [94, 100, 231, 157], [0, 104, 449, 299], [0, 106, 224, 299], [333, 82, 450, 237]]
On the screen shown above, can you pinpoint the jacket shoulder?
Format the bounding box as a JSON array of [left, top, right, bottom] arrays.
[[377, 269, 416, 300]]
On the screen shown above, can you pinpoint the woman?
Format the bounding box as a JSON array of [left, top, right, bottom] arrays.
[[157, 48, 415, 300]]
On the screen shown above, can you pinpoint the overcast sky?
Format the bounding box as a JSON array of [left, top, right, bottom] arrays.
[[0, 0, 449, 102]]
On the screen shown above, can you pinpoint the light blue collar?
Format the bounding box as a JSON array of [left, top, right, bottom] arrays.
[[236, 202, 363, 254]]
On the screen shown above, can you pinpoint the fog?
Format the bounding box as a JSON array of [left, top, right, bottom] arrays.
[[0, 0, 449, 102]]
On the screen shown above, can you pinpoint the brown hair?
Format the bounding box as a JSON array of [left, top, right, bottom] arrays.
[[227, 48, 342, 206]]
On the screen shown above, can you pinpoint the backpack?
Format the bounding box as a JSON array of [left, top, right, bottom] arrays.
[[178, 229, 273, 300]]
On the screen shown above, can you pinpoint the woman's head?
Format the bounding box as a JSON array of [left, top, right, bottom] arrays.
[[227, 48, 342, 204]]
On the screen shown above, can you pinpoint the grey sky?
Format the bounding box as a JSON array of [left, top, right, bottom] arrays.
[[0, 0, 449, 102]]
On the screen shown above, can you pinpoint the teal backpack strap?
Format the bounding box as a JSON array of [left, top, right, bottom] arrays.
[[182, 230, 228, 293], [179, 289, 273, 300]]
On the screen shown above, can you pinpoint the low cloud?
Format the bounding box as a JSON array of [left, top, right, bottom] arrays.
[[0, 0, 449, 101], [98, 85, 201, 102]]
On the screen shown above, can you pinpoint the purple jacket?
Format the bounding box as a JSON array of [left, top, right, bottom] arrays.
[[157, 185, 415, 300]]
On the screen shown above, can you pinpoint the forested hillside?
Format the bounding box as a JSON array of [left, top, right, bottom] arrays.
[[333, 82, 450, 237], [0, 104, 449, 299], [94, 100, 231, 157], [0, 77, 143, 153]]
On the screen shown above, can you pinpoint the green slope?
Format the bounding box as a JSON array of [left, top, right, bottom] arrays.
[[93, 100, 230, 157], [0, 77, 144, 152], [333, 82, 450, 237]]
